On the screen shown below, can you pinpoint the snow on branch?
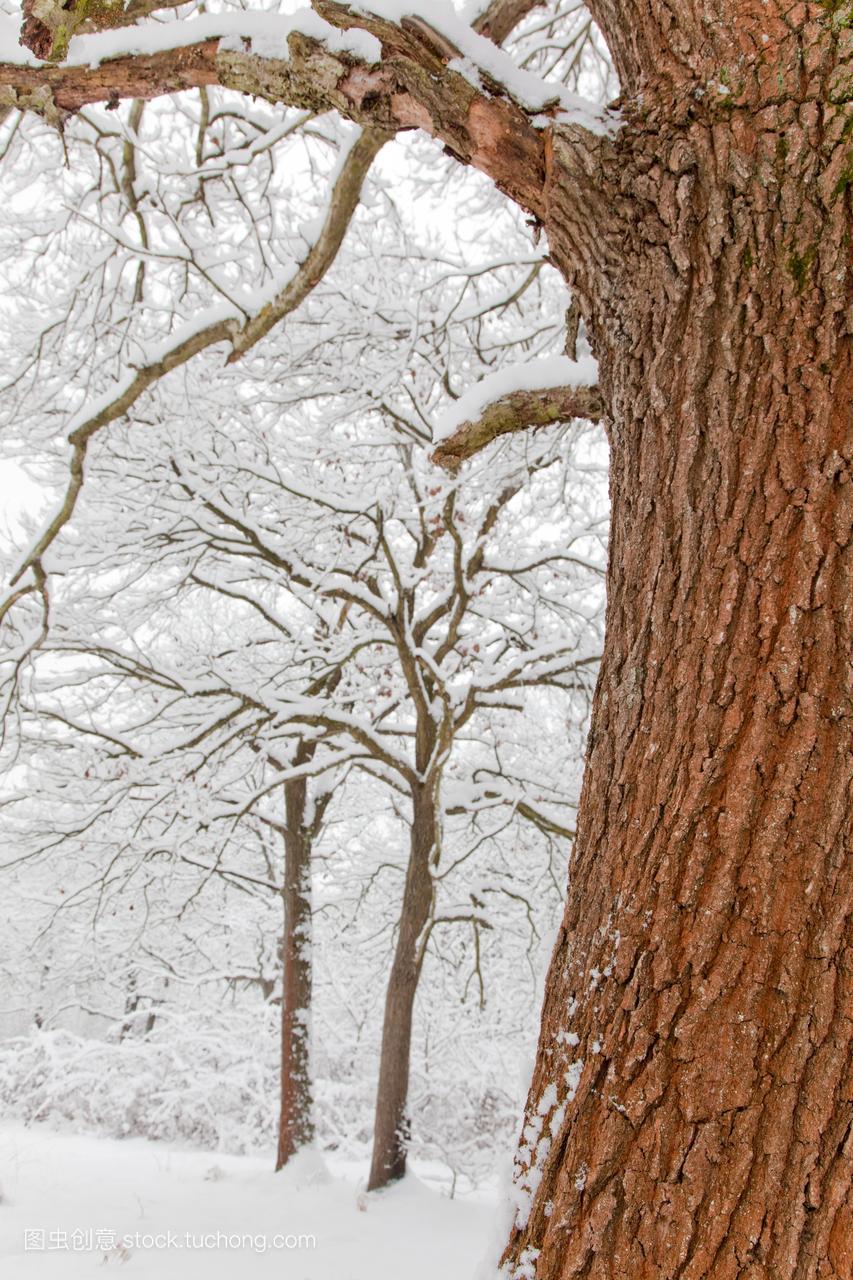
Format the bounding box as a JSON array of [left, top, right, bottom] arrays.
[[6, 1, 611, 134], [11, 7, 381, 68], [0, 2, 615, 218], [431, 355, 602, 470], [470, 0, 545, 47], [315, 1, 612, 130], [228, 125, 389, 359], [0, 124, 386, 630]]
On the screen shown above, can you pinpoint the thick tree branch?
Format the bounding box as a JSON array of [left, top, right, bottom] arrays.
[[19, 0, 542, 63], [0, 5, 611, 217], [432, 382, 603, 470], [0, 36, 221, 110], [223, 15, 551, 219], [472, 0, 545, 46]]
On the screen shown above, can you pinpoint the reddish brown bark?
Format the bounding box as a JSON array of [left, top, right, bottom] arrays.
[[0, 44, 221, 112], [500, 9, 853, 1278], [472, 0, 544, 46]]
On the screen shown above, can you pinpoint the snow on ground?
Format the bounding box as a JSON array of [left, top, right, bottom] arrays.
[[0, 1123, 502, 1278]]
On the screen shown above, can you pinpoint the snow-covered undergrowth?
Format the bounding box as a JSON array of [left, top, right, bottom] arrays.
[[0, 1012, 525, 1193], [0, 1024, 278, 1156], [0, 1121, 501, 1278]]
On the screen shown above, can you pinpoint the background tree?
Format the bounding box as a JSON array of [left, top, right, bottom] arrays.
[[0, 35, 604, 1192], [2, 374, 605, 1186]]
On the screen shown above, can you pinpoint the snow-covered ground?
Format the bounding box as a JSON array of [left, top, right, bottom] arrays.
[[0, 1123, 504, 1278]]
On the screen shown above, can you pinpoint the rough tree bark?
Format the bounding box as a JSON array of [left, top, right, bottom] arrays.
[[497, 8, 853, 1277], [432, 383, 604, 470], [1, 2, 851, 1274]]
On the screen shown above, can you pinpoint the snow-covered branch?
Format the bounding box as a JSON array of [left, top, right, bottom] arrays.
[[0, 123, 385, 630], [432, 355, 602, 469], [1, 1, 614, 221]]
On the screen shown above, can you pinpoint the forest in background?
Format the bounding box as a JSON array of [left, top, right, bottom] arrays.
[[0, 0, 611, 1195]]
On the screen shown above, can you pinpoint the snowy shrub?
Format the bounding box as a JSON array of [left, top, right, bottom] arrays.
[[0, 1007, 530, 1187], [0, 1012, 280, 1153]]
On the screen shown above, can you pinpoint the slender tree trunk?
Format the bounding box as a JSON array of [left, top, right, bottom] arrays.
[[501, 25, 853, 1280], [119, 970, 140, 1041], [143, 977, 165, 1037], [276, 774, 314, 1169], [367, 781, 436, 1191]]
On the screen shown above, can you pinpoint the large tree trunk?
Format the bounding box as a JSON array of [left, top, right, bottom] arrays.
[[501, 15, 853, 1279], [367, 781, 436, 1191], [276, 774, 315, 1169]]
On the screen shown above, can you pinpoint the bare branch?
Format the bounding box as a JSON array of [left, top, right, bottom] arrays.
[[228, 126, 389, 360], [1, 125, 386, 620], [515, 799, 576, 841]]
